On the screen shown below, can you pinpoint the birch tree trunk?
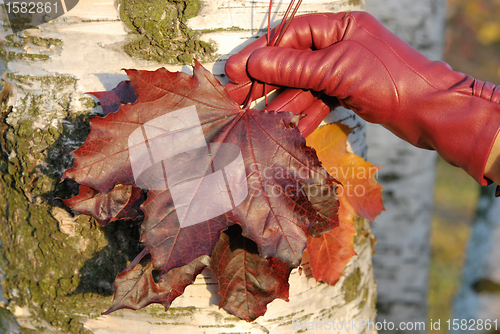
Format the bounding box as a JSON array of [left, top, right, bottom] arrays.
[[452, 185, 500, 334], [0, 0, 378, 333], [364, 0, 447, 332]]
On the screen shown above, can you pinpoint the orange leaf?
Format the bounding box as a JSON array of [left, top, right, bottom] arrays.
[[304, 122, 384, 285], [306, 123, 384, 222], [305, 197, 357, 285]]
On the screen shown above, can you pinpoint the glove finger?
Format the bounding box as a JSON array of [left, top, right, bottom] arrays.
[[263, 88, 316, 114], [296, 99, 336, 137], [263, 89, 338, 137], [224, 81, 280, 105], [247, 46, 335, 92], [225, 12, 349, 84], [247, 43, 399, 124]]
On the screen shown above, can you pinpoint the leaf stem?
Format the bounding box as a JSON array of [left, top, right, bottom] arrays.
[[242, 0, 303, 109], [125, 247, 150, 272], [274, 0, 303, 47], [267, 0, 304, 107]]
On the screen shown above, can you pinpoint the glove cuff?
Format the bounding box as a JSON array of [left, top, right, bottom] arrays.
[[383, 77, 500, 186], [472, 79, 500, 103], [469, 79, 500, 185]]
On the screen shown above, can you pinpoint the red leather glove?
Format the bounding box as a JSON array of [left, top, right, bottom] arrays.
[[224, 11, 500, 185]]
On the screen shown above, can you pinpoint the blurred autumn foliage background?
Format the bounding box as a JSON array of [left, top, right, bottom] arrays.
[[428, 0, 500, 331], [445, 0, 500, 84]]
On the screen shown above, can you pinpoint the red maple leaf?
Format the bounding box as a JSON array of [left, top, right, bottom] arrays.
[[103, 254, 210, 314], [62, 184, 143, 226], [88, 80, 137, 116], [62, 62, 340, 316], [210, 225, 292, 321]]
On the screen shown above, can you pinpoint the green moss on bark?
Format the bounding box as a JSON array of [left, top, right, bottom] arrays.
[[4, 34, 62, 48], [0, 50, 49, 62], [0, 33, 62, 64], [119, 0, 218, 64], [341, 267, 362, 303], [0, 74, 143, 333]]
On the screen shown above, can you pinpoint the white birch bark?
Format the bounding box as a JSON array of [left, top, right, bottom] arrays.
[[0, 0, 379, 333]]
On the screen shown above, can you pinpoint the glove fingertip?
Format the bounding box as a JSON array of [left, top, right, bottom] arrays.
[[225, 53, 252, 83], [247, 47, 314, 87], [299, 102, 332, 138]]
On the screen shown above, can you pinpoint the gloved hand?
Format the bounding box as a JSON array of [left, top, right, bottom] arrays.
[[224, 11, 500, 186]]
